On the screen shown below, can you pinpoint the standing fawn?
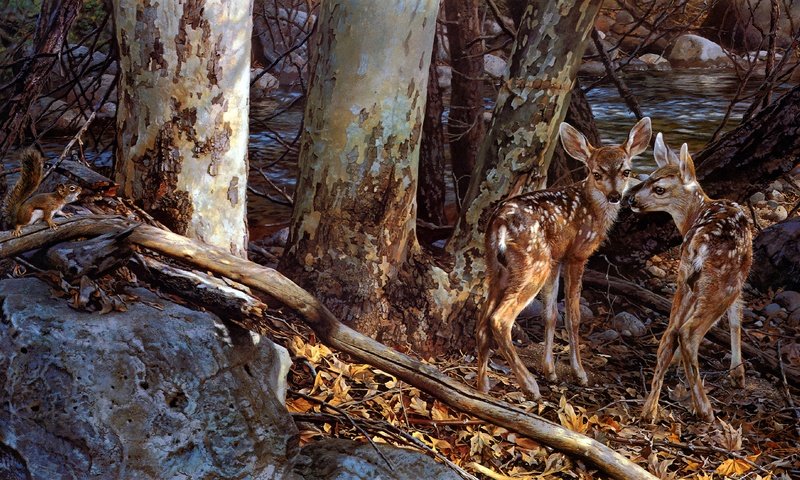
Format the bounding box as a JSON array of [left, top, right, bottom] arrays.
[[476, 117, 652, 399], [626, 133, 752, 422]]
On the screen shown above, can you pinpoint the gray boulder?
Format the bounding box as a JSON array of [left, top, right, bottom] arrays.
[[295, 438, 460, 480], [668, 34, 733, 68], [0, 278, 298, 480]]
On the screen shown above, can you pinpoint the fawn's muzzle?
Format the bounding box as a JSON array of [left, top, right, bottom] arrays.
[[607, 191, 621, 204]]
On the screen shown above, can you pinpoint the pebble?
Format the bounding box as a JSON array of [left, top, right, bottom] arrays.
[[647, 265, 667, 278], [775, 290, 800, 313], [753, 320, 764, 328], [749, 191, 766, 203], [612, 312, 646, 338], [771, 206, 788, 222], [769, 180, 784, 192], [788, 308, 800, 327], [650, 255, 663, 264], [767, 200, 780, 210], [762, 303, 783, 318], [589, 329, 619, 344], [768, 190, 785, 202], [520, 299, 544, 319], [580, 304, 594, 320]]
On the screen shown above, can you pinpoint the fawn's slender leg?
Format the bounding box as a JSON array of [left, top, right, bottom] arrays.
[[489, 266, 551, 400], [540, 264, 562, 382], [728, 298, 745, 388], [678, 298, 731, 422], [563, 261, 588, 386], [642, 284, 692, 421], [476, 297, 496, 393]]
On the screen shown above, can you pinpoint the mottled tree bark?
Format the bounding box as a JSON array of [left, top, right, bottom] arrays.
[[449, 0, 601, 254], [280, 0, 443, 349], [444, 0, 485, 203], [602, 84, 800, 266], [547, 79, 599, 186], [113, 0, 252, 257], [417, 33, 447, 227]]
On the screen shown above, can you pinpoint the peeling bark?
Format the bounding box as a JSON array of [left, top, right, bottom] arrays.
[[418, 33, 447, 227], [112, 0, 252, 257], [280, 0, 443, 350], [445, 0, 601, 322]]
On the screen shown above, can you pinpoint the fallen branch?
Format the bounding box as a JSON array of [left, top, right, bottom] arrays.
[[584, 269, 800, 387], [0, 215, 657, 480]]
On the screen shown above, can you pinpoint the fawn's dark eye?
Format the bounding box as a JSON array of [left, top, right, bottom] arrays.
[[593, 172, 602, 181], [622, 170, 631, 178], [654, 186, 665, 195]]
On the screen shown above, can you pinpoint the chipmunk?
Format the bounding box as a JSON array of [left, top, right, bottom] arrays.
[[3, 149, 82, 237]]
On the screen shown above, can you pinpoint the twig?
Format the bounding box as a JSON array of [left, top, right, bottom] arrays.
[[776, 340, 800, 437], [289, 388, 395, 470], [43, 110, 97, 181], [746, 199, 762, 232], [591, 28, 643, 119]]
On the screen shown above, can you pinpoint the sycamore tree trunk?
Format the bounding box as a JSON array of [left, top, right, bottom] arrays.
[[444, 0, 486, 203], [448, 0, 601, 278], [282, 0, 599, 355], [280, 0, 443, 349], [113, 0, 253, 257]]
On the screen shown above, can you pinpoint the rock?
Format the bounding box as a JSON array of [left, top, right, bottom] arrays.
[[519, 299, 544, 319], [749, 191, 766, 203], [639, 54, 672, 71], [484, 54, 507, 79], [788, 308, 800, 327], [647, 265, 667, 278], [762, 303, 783, 318], [0, 278, 298, 479], [767, 200, 780, 210], [767, 206, 788, 222], [612, 312, 646, 338], [589, 329, 620, 344], [295, 438, 460, 480], [620, 57, 649, 72], [769, 180, 784, 192], [250, 68, 280, 101], [580, 304, 594, 320], [667, 34, 733, 68], [701, 0, 800, 50], [774, 290, 800, 313], [769, 190, 786, 202], [263, 226, 290, 247], [579, 60, 607, 76], [594, 15, 614, 33], [436, 65, 452, 89]]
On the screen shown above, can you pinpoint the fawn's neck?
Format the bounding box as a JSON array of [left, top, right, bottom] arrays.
[[582, 180, 622, 229], [670, 184, 711, 236]]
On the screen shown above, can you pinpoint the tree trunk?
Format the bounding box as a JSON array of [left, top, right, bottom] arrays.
[[418, 33, 447, 227], [602, 84, 800, 266], [449, 0, 601, 253], [0, 0, 82, 166], [444, 0, 486, 203], [112, 0, 253, 257], [547, 79, 599, 186], [280, 0, 441, 347]]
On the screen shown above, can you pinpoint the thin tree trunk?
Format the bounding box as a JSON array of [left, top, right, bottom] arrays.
[[444, 0, 485, 204], [603, 84, 800, 266], [547, 79, 599, 186], [418, 33, 447, 227], [112, 0, 253, 257], [0, 0, 82, 168], [280, 0, 441, 346]]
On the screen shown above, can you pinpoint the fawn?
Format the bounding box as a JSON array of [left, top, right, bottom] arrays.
[[626, 133, 752, 422], [476, 117, 652, 399]]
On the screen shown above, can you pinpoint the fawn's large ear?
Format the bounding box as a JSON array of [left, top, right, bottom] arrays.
[[653, 132, 679, 168], [559, 122, 594, 165], [625, 117, 652, 158], [679, 143, 697, 183]]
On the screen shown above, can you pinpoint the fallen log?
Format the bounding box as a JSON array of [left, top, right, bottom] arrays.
[[0, 215, 657, 480]]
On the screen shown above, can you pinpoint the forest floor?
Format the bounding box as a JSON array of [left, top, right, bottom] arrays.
[[261, 181, 800, 480]]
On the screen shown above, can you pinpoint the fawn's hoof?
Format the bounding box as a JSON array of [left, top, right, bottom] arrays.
[[641, 398, 659, 423], [575, 371, 589, 387], [730, 368, 746, 389], [520, 376, 541, 401]]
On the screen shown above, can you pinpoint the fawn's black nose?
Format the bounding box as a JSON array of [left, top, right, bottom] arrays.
[[624, 193, 637, 208], [607, 191, 621, 204]]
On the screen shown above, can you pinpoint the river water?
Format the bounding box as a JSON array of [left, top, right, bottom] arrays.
[[33, 70, 792, 236]]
